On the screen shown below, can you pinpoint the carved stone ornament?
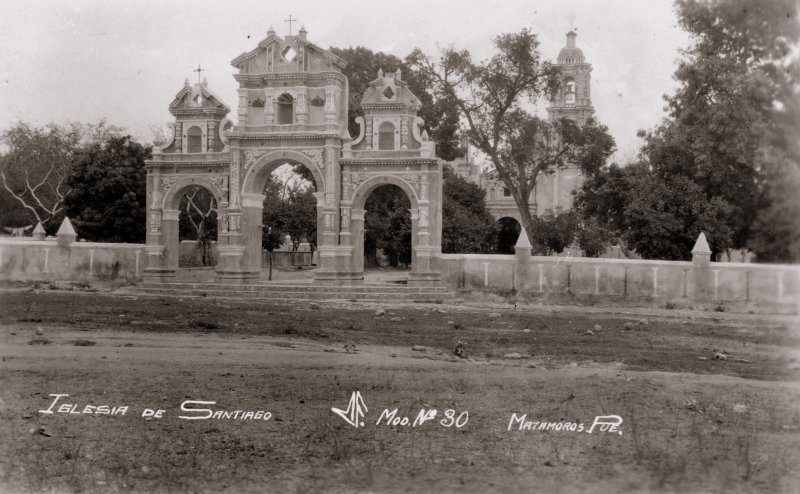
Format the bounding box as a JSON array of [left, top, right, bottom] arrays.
[[324, 89, 336, 113], [149, 211, 162, 233], [220, 211, 229, 232], [340, 208, 350, 229], [208, 175, 226, 193], [350, 172, 368, 192], [302, 149, 324, 170], [419, 207, 429, 227], [159, 176, 179, 192], [228, 214, 241, 232], [243, 149, 264, 171]]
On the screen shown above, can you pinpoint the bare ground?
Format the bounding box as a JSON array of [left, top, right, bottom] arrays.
[[1, 286, 799, 493]]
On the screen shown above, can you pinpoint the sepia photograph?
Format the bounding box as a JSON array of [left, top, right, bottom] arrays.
[[0, 0, 799, 492]]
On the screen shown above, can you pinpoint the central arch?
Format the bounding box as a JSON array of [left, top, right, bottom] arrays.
[[239, 150, 326, 276]]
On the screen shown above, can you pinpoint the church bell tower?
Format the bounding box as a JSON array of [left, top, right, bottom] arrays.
[[547, 31, 594, 125]]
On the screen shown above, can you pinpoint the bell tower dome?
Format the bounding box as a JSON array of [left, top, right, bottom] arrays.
[[547, 30, 594, 125]]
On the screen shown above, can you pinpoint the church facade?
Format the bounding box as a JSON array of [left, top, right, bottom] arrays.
[[452, 31, 594, 224], [143, 27, 442, 285]]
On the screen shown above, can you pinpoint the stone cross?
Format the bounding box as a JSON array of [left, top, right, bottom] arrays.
[[193, 64, 204, 84], [284, 15, 297, 35]]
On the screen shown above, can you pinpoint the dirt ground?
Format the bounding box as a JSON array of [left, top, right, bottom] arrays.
[[1, 285, 799, 493]]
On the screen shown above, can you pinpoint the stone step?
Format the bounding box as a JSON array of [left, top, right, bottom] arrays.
[[133, 286, 455, 303], [135, 282, 451, 294]]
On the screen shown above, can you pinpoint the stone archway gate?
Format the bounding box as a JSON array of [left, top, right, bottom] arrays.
[[143, 29, 443, 286]]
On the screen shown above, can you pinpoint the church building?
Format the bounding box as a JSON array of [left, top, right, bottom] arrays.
[[452, 30, 595, 225]]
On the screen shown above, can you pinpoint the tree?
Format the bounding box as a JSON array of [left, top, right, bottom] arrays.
[[531, 208, 580, 255], [575, 162, 734, 260], [636, 0, 800, 255], [330, 46, 464, 161], [441, 165, 497, 253], [64, 135, 150, 243], [408, 30, 615, 246], [576, 0, 800, 261], [1, 122, 81, 230], [261, 177, 286, 281], [282, 188, 317, 252], [177, 186, 217, 266]]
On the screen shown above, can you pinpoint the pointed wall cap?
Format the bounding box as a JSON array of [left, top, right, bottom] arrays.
[[515, 227, 532, 249], [691, 232, 711, 255], [56, 217, 76, 236], [32, 222, 46, 235], [267, 25, 275, 35]]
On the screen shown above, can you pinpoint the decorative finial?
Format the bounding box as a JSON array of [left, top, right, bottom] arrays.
[[184, 78, 190, 86], [378, 68, 384, 78], [267, 25, 276, 35], [421, 130, 429, 141]]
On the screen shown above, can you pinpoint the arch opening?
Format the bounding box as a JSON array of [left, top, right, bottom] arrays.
[[177, 185, 218, 267], [496, 216, 521, 254], [363, 184, 412, 269]]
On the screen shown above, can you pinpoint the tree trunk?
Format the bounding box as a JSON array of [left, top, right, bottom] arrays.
[[513, 192, 538, 255]]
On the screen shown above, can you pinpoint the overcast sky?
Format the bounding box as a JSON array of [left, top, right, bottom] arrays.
[[0, 0, 691, 162]]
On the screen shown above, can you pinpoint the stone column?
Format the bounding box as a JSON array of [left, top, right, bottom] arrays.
[[296, 88, 307, 124], [263, 89, 274, 124], [215, 148, 246, 282], [240, 192, 266, 278], [350, 208, 366, 276], [324, 86, 337, 125], [237, 89, 248, 125]]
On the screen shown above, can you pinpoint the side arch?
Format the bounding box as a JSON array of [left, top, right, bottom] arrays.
[[162, 176, 225, 211], [350, 174, 419, 210]]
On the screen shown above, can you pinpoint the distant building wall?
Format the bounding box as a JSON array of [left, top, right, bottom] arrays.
[[0, 238, 145, 282]]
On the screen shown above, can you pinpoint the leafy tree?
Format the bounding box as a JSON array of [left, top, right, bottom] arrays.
[[441, 165, 497, 253], [531, 207, 579, 255], [0, 122, 81, 230], [577, 0, 800, 261], [576, 162, 733, 260], [261, 177, 286, 280], [408, 30, 615, 246], [330, 46, 464, 160], [282, 188, 317, 252], [637, 0, 799, 256], [64, 134, 150, 243], [575, 217, 616, 258]]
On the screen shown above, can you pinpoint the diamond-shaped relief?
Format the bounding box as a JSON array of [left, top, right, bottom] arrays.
[[383, 86, 395, 99], [281, 45, 297, 62]]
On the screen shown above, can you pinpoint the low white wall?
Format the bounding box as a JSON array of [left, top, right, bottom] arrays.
[[0, 238, 145, 282], [434, 253, 800, 311]]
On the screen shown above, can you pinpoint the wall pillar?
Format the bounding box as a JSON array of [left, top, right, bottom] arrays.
[[691, 232, 713, 302]]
